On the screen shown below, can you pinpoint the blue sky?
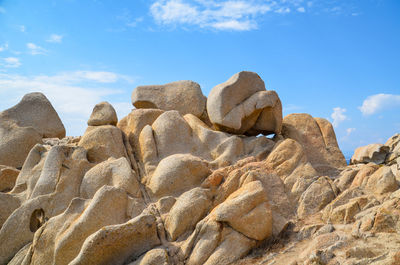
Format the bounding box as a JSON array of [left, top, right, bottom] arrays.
[[0, 0, 399, 157]]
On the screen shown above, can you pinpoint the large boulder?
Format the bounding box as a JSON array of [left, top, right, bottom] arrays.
[[0, 92, 65, 138], [385, 133, 400, 165], [80, 157, 141, 199], [146, 154, 211, 198], [0, 92, 65, 168], [69, 213, 160, 265], [78, 125, 128, 163], [282, 113, 347, 175], [206, 71, 282, 136], [87, 101, 118, 126], [351, 143, 390, 165], [132, 80, 206, 118]]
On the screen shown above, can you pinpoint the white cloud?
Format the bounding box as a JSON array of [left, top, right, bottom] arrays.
[[359, 93, 400, 116], [0, 43, 8, 52], [275, 7, 291, 14], [0, 71, 133, 136], [19, 25, 26, 32], [149, 0, 359, 30], [150, 0, 272, 31], [1, 57, 21, 68], [27, 43, 47, 55], [46, 34, 63, 43], [346, 127, 356, 136], [0, 7, 5, 13], [297, 7, 306, 13], [212, 20, 257, 31], [331, 107, 347, 128]]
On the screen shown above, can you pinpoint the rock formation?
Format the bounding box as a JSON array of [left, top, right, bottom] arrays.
[[1, 71, 399, 265]]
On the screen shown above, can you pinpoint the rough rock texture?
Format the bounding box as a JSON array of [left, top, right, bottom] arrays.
[[282, 113, 347, 175], [1, 79, 400, 265], [0, 92, 65, 168], [207, 71, 282, 136], [351, 143, 390, 164], [132, 80, 206, 118], [87, 101, 118, 126]]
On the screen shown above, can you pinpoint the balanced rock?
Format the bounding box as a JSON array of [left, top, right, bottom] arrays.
[[351, 143, 390, 165], [132, 80, 206, 118], [87, 101, 118, 126], [207, 71, 282, 136]]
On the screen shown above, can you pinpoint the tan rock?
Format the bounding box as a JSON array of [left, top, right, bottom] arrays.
[[385, 133, 400, 164], [210, 161, 293, 236], [207, 71, 282, 136], [0, 92, 65, 138], [0, 120, 43, 168], [185, 219, 256, 265], [210, 181, 272, 241], [69, 213, 160, 265], [132, 80, 206, 118], [80, 157, 141, 199], [282, 113, 346, 174], [297, 176, 338, 218], [333, 166, 360, 192], [350, 163, 379, 189], [147, 154, 211, 198], [164, 187, 212, 241], [351, 143, 389, 164], [202, 227, 256, 265], [118, 109, 164, 159], [264, 139, 307, 178], [52, 186, 129, 265], [78, 125, 128, 163], [364, 165, 398, 195], [129, 248, 169, 265], [87, 101, 118, 126], [0, 166, 19, 192], [0, 145, 90, 264], [0, 193, 20, 229]]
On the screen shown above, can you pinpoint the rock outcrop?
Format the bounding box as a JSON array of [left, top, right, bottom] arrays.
[[0, 92, 65, 168], [1, 72, 399, 265], [207, 71, 282, 136], [132, 80, 207, 119]]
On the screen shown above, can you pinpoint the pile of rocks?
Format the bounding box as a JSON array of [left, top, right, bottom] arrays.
[[0, 71, 399, 265]]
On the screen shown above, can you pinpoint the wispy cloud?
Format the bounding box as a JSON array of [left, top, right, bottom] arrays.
[[0, 71, 134, 135], [150, 0, 272, 31], [19, 25, 26, 32], [0, 7, 5, 14], [359, 93, 400, 116], [27, 43, 47, 55], [297, 7, 306, 13], [1, 57, 21, 68], [346, 127, 356, 136], [0, 43, 8, 52], [149, 0, 359, 31], [331, 107, 347, 127], [46, 34, 63, 43], [117, 9, 144, 28]]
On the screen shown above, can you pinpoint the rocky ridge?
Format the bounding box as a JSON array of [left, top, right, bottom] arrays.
[[0, 71, 399, 265]]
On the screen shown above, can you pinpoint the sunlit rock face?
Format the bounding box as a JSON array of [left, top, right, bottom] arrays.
[[1, 72, 400, 265]]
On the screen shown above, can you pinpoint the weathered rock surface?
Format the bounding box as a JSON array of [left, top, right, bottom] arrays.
[[1, 80, 399, 265], [132, 80, 206, 118], [282, 113, 347, 175], [87, 101, 118, 126], [351, 143, 390, 164], [0, 92, 65, 168], [207, 71, 282, 136]]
